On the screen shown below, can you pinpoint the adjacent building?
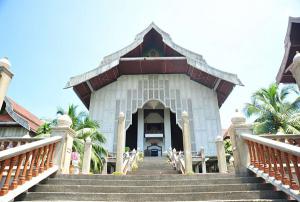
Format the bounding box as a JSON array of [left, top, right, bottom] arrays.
[[277, 17, 300, 87], [0, 97, 43, 137], [66, 23, 242, 156]]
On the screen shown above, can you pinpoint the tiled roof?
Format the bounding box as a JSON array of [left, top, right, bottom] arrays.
[[2, 97, 43, 132], [0, 114, 15, 122]]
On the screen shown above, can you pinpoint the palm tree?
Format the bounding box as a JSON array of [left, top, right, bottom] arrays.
[[244, 83, 300, 135], [56, 104, 87, 130], [36, 122, 52, 135], [56, 105, 107, 173]]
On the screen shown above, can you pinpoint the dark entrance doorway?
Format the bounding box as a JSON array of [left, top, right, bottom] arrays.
[[170, 111, 183, 151], [125, 112, 137, 150]]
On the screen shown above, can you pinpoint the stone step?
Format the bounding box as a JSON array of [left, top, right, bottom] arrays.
[[19, 190, 290, 201], [17, 200, 297, 202], [45, 177, 264, 186], [55, 173, 241, 180], [31, 183, 274, 193]]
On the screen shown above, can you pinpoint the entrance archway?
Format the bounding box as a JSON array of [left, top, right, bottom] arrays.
[[170, 111, 183, 151], [125, 112, 137, 150], [125, 99, 183, 155]]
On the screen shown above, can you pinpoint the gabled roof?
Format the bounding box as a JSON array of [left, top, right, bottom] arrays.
[[66, 23, 243, 108], [276, 17, 300, 83], [0, 97, 43, 132]]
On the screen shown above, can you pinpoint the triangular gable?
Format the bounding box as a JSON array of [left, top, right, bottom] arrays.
[[66, 23, 243, 108]]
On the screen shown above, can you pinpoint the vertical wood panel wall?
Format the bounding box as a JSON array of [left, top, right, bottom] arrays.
[[89, 74, 221, 156]]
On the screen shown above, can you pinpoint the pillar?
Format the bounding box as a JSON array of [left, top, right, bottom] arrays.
[[164, 108, 172, 151], [229, 110, 251, 175], [115, 112, 125, 173], [215, 136, 228, 173], [51, 115, 76, 174], [137, 109, 144, 152], [200, 147, 206, 173], [0, 57, 13, 109], [101, 156, 108, 174], [82, 137, 92, 174], [182, 111, 193, 174]]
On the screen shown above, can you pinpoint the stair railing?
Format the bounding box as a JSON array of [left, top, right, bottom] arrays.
[[229, 111, 300, 200], [168, 149, 185, 174], [0, 138, 43, 151], [259, 134, 300, 147], [122, 149, 138, 174], [0, 136, 62, 202], [241, 133, 300, 191]]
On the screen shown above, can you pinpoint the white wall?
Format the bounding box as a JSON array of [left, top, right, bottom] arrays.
[[0, 127, 30, 137], [89, 74, 222, 156]]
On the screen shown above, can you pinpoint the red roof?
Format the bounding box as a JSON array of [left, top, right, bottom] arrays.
[[0, 114, 14, 122], [2, 97, 43, 132]]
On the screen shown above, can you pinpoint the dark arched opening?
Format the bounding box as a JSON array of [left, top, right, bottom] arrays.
[[170, 111, 183, 151], [125, 111, 138, 150]]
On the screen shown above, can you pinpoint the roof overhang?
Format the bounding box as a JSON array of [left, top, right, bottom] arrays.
[[276, 17, 300, 84], [66, 23, 243, 108]]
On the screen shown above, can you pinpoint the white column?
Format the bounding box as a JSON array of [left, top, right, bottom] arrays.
[[116, 112, 125, 173], [0, 57, 13, 109], [164, 108, 171, 150], [229, 110, 251, 175], [51, 115, 76, 174], [137, 109, 144, 151], [182, 111, 193, 174], [215, 136, 228, 173], [82, 137, 92, 174]]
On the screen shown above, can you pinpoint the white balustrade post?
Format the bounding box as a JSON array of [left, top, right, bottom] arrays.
[[115, 112, 125, 173], [101, 155, 108, 174], [182, 111, 193, 174], [229, 110, 251, 175], [51, 115, 76, 174], [200, 147, 206, 173], [0, 57, 13, 109], [215, 136, 228, 173], [82, 137, 92, 174]]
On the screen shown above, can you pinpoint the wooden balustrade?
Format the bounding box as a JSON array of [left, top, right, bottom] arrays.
[[0, 136, 61, 196], [241, 133, 300, 191]]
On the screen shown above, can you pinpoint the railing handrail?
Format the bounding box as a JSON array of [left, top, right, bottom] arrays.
[[259, 134, 300, 139], [240, 133, 300, 157], [0, 136, 62, 161], [0, 137, 44, 141]]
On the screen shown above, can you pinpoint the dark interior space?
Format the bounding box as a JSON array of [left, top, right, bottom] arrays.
[[125, 112, 138, 150], [170, 111, 183, 151]]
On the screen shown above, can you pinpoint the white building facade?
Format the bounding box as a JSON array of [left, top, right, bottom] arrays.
[[66, 23, 243, 156]]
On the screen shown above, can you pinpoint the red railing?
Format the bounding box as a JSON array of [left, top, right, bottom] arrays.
[[0, 136, 61, 196], [241, 133, 300, 191]]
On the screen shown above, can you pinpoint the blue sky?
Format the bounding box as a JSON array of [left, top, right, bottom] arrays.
[[0, 0, 299, 128]]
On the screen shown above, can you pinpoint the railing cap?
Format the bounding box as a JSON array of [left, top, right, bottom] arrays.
[[241, 133, 300, 156], [0, 136, 62, 161], [231, 109, 246, 124]]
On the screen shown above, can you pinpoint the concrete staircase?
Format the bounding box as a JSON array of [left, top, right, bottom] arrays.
[[17, 157, 295, 201], [129, 157, 178, 175]]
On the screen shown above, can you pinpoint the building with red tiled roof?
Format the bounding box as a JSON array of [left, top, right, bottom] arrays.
[[0, 97, 43, 137]]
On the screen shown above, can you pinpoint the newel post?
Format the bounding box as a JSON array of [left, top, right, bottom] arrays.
[[0, 57, 13, 109], [116, 112, 125, 173], [51, 115, 76, 174], [82, 137, 92, 174], [215, 136, 228, 173], [229, 110, 251, 175], [182, 111, 193, 174]]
